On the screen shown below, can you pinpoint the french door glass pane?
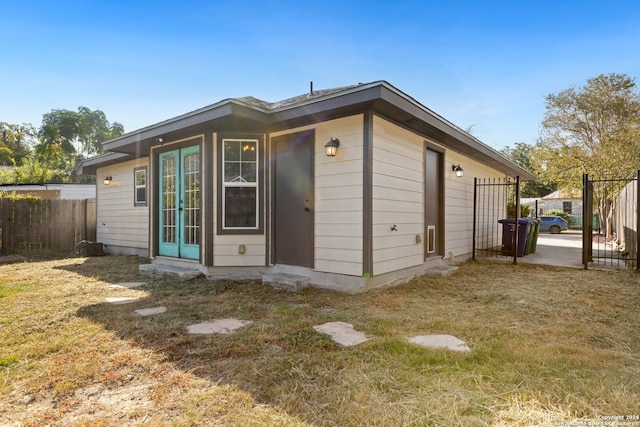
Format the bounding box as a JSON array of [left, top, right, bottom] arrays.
[[183, 152, 200, 245], [162, 157, 176, 243]]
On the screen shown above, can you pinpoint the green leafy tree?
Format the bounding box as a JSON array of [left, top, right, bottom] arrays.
[[0, 122, 36, 166], [36, 106, 124, 160], [35, 106, 124, 182], [536, 73, 640, 236], [501, 142, 557, 198], [536, 73, 640, 188], [0, 156, 67, 184]]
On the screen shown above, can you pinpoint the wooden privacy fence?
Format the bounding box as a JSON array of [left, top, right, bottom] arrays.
[[0, 199, 96, 253]]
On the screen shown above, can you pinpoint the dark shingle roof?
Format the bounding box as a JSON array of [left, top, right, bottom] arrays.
[[77, 80, 535, 180], [235, 83, 366, 110]]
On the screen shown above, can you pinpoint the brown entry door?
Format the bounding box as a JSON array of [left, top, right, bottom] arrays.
[[425, 147, 443, 258], [273, 131, 314, 267]]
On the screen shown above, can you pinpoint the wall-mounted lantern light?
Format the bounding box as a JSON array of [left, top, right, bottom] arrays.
[[103, 176, 112, 185], [324, 137, 340, 157], [452, 164, 464, 178], [156, 137, 164, 145]]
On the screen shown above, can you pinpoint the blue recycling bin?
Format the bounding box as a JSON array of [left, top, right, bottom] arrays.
[[498, 218, 531, 257]]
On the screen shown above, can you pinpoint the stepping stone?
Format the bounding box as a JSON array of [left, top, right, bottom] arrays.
[[187, 318, 253, 335], [408, 334, 471, 352], [313, 321, 370, 347], [107, 282, 146, 289], [135, 306, 167, 316], [105, 297, 141, 305]]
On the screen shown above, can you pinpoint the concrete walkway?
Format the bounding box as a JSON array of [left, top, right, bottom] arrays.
[[518, 232, 584, 268]]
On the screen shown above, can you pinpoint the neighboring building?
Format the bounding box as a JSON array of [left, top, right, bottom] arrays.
[[541, 189, 583, 228], [541, 189, 582, 216], [521, 197, 542, 217], [78, 81, 534, 292], [0, 184, 96, 200]]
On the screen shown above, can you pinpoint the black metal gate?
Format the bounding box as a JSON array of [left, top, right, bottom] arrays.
[[582, 172, 640, 270], [472, 176, 522, 263]]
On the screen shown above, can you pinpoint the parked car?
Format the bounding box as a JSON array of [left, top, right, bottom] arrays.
[[539, 215, 569, 233]]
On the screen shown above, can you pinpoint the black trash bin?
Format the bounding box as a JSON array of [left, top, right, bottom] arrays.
[[498, 218, 531, 257]]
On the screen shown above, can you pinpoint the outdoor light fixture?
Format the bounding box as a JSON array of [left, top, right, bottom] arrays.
[[156, 137, 164, 144], [452, 164, 464, 177], [103, 176, 112, 185], [324, 137, 340, 157]]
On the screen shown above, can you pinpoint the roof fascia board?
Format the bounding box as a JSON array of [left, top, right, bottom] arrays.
[[88, 81, 534, 180], [103, 100, 269, 153], [77, 152, 136, 175], [378, 83, 536, 180]]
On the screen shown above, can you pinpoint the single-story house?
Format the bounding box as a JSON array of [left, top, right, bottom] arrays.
[[541, 189, 582, 216], [541, 189, 583, 228], [0, 183, 96, 200], [78, 81, 534, 292]]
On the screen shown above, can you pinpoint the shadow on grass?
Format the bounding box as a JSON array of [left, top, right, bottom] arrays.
[[70, 256, 391, 424], [54, 254, 151, 283], [61, 255, 640, 425]]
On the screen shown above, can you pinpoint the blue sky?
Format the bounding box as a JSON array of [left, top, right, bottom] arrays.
[[2, 0, 640, 150]]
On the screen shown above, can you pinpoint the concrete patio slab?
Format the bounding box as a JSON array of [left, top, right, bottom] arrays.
[[105, 297, 142, 305], [408, 334, 471, 352], [107, 282, 147, 289], [313, 321, 370, 347], [519, 233, 583, 268], [135, 306, 167, 316], [187, 318, 253, 335], [139, 263, 203, 281]]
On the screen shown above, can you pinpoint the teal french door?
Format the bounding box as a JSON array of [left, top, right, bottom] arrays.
[[158, 146, 201, 260]]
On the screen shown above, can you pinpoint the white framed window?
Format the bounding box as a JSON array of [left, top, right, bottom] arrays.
[[134, 167, 147, 206], [222, 139, 258, 229]]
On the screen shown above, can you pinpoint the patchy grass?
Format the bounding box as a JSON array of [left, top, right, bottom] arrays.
[[0, 255, 639, 426]]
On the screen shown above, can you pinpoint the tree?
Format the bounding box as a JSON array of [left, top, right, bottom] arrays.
[[0, 122, 36, 166], [536, 73, 640, 237], [0, 156, 66, 184], [35, 107, 124, 182], [36, 106, 124, 160], [536, 73, 640, 188], [501, 142, 557, 198]]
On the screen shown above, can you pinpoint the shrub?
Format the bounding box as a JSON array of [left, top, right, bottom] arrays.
[[507, 202, 531, 218], [543, 209, 571, 221], [0, 191, 41, 202]]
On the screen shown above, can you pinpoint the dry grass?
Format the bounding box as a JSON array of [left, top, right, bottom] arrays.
[[1, 255, 639, 426]]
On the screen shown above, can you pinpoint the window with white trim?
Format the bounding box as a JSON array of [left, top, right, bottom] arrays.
[[134, 167, 147, 206], [222, 139, 258, 229]]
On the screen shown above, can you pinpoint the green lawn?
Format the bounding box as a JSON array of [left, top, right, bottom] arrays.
[[1, 255, 639, 426]]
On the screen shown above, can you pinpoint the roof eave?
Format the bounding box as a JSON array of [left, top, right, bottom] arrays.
[[77, 152, 136, 176], [376, 83, 536, 180], [83, 81, 535, 181], [269, 81, 535, 180], [102, 99, 270, 154]]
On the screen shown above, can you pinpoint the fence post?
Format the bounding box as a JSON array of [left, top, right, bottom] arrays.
[[472, 177, 477, 261], [582, 173, 591, 269], [82, 199, 87, 241], [513, 176, 520, 265], [636, 170, 640, 271]]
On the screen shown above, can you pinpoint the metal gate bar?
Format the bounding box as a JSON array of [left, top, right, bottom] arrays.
[[583, 172, 639, 270], [473, 177, 520, 262]]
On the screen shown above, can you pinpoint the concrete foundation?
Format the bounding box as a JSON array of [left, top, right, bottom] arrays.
[[139, 255, 460, 293]]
